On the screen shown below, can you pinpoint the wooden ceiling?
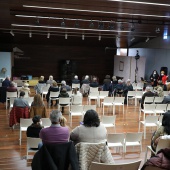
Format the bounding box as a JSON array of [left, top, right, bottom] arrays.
[[0, 0, 170, 48]]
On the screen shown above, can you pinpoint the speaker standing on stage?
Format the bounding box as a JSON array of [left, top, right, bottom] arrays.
[[150, 70, 159, 87]]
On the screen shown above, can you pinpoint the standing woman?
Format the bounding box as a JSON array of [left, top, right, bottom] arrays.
[[150, 70, 159, 87], [30, 94, 47, 118]]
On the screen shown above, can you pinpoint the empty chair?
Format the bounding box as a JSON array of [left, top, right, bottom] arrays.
[[124, 132, 143, 153], [102, 97, 114, 115], [20, 118, 32, 145], [83, 105, 96, 114], [89, 160, 141, 170], [127, 91, 136, 106], [41, 86, 49, 100], [6, 91, 18, 109], [98, 91, 109, 107], [27, 137, 42, 159], [41, 118, 51, 128], [107, 133, 124, 154], [153, 97, 164, 104], [72, 96, 83, 105], [135, 91, 143, 106], [113, 97, 125, 114], [136, 82, 144, 91], [101, 115, 116, 132], [88, 91, 99, 106], [155, 104, 167, 115], [70, 105, 84, 127], [139, 115, 159, 139]]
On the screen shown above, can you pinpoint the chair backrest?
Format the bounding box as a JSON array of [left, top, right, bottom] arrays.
[[42, 86, 49, 93], [99, 91, 109, 97], [102, 115, 116, 125], [41, 118, 51, 127], [144, 104, 156, 110], [83, 105, 96, 112], [144, 97, 154, 104], [25, 97, 34, 106], [155, 104, 167, 111], [107, 133, 124, 144], [137, 82, 144, 89], [127, 91, 136, 97], [7, 91, 18, 98], [135, 91, 143, 97], [89, 160, 141, 170], [67, 91, 72, 97], [72, 96, 83, 105], [49, 91, 59, 98], [103, 97, 114, 103], [27, 137, 42, 149], [114, 97, 125, 103], [20, 118, 32, 128], [10, 98, 15, 107], [70, 105, 84, 113], [59, 97, 71, 105], [145, 115, 159, 123], [156, 138, 170, 154], [125, 132, 143, 142], [154, 97, 164, 103], [90, 87, 98, 93], [89, 91, 99, 97], [163, 91, 169, 96], [72, 83, 80, 89]]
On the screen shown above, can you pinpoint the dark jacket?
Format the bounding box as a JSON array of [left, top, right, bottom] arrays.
[[46, 86, 59, 102], [2, 79, 10, 87], [31, 142, 79, 170], [27, 123, 43, 138], [72, 79, 80, 84], [90, 82, 99, 87]]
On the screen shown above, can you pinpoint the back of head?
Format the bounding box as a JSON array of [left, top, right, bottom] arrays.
[[49, 75, 53, 81], [126, 79, 131, 83], [34, 94, 43, 105], [146, 86, 151, 91], [61, 80, 66, 85], [74, 75, 78, 79], [52, 81, 57, 87], [32, 115, 41, 124], [85, 75, 89, 80], [39, 76, 44, 81], [118, 79, 122, 83], [93, 77, 97, 82], [10, 81, 15, 87], [50, 110, 62, 124], [105, 75, 110, 79], [20, 91, 25, 97], [112, 76, 117, 81], [83, 109, 100, 127]]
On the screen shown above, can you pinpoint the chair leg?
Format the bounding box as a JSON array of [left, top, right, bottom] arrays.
[[144, 125, 146, 139], [19, 130, 21, 145], [103, 105, 104, 115]]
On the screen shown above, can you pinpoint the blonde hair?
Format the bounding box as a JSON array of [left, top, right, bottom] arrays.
[[39, 76, 44, 81], [49, 75, 53, 81], [60, 116, 67, 127], [52, 81, 58, 87], [33, 94, 44, 106]]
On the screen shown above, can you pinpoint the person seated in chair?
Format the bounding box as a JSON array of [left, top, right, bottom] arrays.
[[34, 76, 46, 94], [46, 75, 55, 86], [19, 83, 31, 96], [81, 75, 90, 96], [60, 80, 71, 92], [7, 81, 17, 92], [72, 75, 80, 84], [13, 91, 30, 108], [114, 79, 124, 97], [123, 79, 133, 104], [103, 75, 111, 91], [90, 77, 99, 87]]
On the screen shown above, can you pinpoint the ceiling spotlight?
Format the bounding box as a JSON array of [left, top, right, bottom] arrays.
[[155, 27, 160, 33], [82, 34, 85, 40], [65, 33, 68, 39], [130, 23, 135, 32], [145, 37, 150, 42], [98, 35, 101, 41], [89, 20, 94, 28], [10, 30, 14, 36], [47, 32, 50, 38], [130, 37, 135, 42], [75, 20, 79, 28], [29, 31, 32, 38], [98, 20, 104, 30], [108, 20, 114, 30], [61, 18, 66, 27]]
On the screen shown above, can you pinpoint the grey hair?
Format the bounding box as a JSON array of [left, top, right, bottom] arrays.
[[146, 86, 151, 91], [74, 75, 78, 79], [50, 110, 62, 123], [49, 75, 53, 80], [61, 80, 66, 85]]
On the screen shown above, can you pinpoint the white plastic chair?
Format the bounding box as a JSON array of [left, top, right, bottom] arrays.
[[83, 105, 96, 114], [98, 91, 109, 107], [139, 115, 159, 139], [101, 115, 116, 132], [9, 97, 15, 109], [72, 83, 80, 89], [89, 87, 98, 93], [124, 132, 143, 153], [163, 91, 169, 96], [58, 97, 71, 112], [41, 86, 49, 99], [6, 91, 18, 109], [107, 133, 124, 154], [113, 97, 125, 115], [70, 105, 84, 127], [156, 114, 163, 128], [49, 91, 59, 107], [89, 160, 141, 170], [72, 96, 83, 105], [27, 137, 42, 159], [88, 91, 99, 106], [41, 118, 51, 128], [127, 91, 136, 106], [153, 97, 164, 104], [132, 83, 137, 91], [25, 97, 34, 107], [135, 91, 143, 106], [19, 118, 32, 145], [136, 82, 144, 91], [155, 104, 167, 115], [102, 97, 114, 115]]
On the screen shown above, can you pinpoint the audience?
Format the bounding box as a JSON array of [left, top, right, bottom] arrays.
[[90, 77, 99, 87], [60, 80, 71, 91], [72, 75, 80, 84], [7, 81, 17, 92], [13, 91, 29, 108], [81, 75, 90, 96], [39, 110, 69, 144], [46, 75, 55, 86], [162, 91, 170, 104], [2, 76, 11, 87], [34, 76, 46, 94], [123, 79, 133, 104], [114, 79, 124, 96], [70, 109, 107, 145], [27, 115, 43, 138], [19, 83, 31, 96], [103, 75, 111, 91]]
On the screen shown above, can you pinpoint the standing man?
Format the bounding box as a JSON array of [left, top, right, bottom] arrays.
[[2, 76, 11, 87]]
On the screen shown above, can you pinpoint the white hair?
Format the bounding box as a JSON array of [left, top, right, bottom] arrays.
[[74, 75, 78, 79], [146, 86, 151, 91], [85, 75, 89, 79], [61, 80, 66, 85], [49, 75, 53, 80], [127, 79, 131, 82]]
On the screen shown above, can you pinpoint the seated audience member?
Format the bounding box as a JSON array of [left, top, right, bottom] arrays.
[[72, 75, 80, 84], [123, 79, 133, 104], [19, 83, 31, 96], [13, 91, 29, 108], [72, 87, 82, 97], [154, 80, 167, 91], [39, 110, 69, 144], [70, 109, 107, 145], [60, 80, 71, 91], [162, 91, 170, 104], [30, 94, 47, 118], [103, 75, 111, 91], [58, 88, 69, 113], [114, 79, 124, 96], [2, 76, 11, 87], [46, 81, 59, 106], [81, 75, 90, 96], [155, 86, 164, 97], [7, 81, 17, 92], [140, 86, 158, 109], [46, 75, 55, 86], [151, 112, 170, 152], [34, 76, 46, 94], [90, 77, 99, 87], [27, 115, 43, 138]]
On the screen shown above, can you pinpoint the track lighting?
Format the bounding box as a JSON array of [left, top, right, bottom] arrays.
[[10, 30, 14, 36], [145, 37, 150, 42], [29, 32, 32, 38], [82, 34, 85, 40], [61, 18, 66, 27], [47, 32, 50, 38], [65, 33, 68, 39], [131, 37, 135, 41], [98, 35, 101, 41], [89, 20, 94, 28]]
